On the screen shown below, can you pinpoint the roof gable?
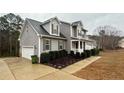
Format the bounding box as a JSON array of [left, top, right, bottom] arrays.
[[42, 16, 60, 25], [72, 21, 83, 26], [23, 18, 66, 38]]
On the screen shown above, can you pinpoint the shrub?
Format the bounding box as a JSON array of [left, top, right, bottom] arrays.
[[84, 51, 87, 58], [59, 50, 68, 57], [75, 52, 80, 59], [54, 51, 60, 59], [91, 48, 96, 56], [96, 48, 100, 55], [49, 51, 55, 61], [31, 55, 38, 64], [62, 50, 68, 56], [70, 51, 75, 57], [81, 52, 85, 59], [40, 52, 50, 63], [85, 50, 91, 58]]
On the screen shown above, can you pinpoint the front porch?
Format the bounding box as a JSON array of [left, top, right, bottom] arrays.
[[71, 40, 85, 54]]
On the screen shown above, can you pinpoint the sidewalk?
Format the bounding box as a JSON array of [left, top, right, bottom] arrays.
[[61, 56, 101, 74], [0, 56, 101, 80]]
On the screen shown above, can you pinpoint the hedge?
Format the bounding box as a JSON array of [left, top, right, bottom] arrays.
[[70, 51, 75, 57], [85, 50, 91, 58], [91, 48, 96, 56], [75, 52, 80, 59], [40, 50, 68, 63], [40, 49, 100, 64], [40, 52, 50, 63], [81, 52, 86, 59]]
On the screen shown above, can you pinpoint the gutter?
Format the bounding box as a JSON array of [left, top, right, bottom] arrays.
[[42, 35, 67, 40]]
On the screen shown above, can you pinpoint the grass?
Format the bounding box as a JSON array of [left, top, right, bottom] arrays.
[[73, 49, 124, 80]]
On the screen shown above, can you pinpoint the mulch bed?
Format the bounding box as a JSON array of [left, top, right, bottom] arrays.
[[41, 56, 82, 69]]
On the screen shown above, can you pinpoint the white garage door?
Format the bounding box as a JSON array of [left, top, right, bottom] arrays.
[[22, 46, 34, 60]]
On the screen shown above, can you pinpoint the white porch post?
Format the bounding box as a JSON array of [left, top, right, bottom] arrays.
[[78, 40, 80, 53], [70, 40, 72, 51], [38, 35, 41, 63]]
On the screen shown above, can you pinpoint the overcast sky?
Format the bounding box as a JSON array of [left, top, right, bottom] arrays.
[[0, 13, 124, 36]]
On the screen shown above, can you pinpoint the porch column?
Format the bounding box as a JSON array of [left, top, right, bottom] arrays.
[[78, 40, 80, 52], [70, 41, 72, 51]]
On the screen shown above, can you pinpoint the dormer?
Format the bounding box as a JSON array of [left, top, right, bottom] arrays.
[[71, 21, 88, 38], [50, 17, 60, 36], [42, 17, 60, 36], [71, 21, 83, 38]]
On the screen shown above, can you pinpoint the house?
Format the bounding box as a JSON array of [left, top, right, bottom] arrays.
[[19, 17, 96, 62]]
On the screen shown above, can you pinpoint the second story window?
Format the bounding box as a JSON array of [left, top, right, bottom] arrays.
[[78, 30, 80, 36], [72, 26, 77, 37], [51, 24, 58, 35]]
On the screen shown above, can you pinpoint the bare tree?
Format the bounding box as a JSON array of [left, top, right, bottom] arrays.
[[93, 25, 122, 50]]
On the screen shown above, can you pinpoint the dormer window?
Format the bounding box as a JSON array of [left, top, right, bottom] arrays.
[[78, 30, 80, 36], [51, 24, 58, 35], [72, 26, 77, 37]]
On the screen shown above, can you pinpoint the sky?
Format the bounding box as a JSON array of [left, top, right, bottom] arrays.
[[0, 13, 124, 36]]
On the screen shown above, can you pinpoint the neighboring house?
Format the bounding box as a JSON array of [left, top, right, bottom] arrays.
[[19, 17, 96, 62], [118, 37, 124, 48]]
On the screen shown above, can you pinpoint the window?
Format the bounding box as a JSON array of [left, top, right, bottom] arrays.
[[51, 24, 58, 35], [78, 30, 80, 36], [59, 40, 64, 50], [44, 39, 50, 51], [72, 26, 77, 37]]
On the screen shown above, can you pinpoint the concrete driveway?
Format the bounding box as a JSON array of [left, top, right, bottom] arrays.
[[0, 57, 82, 80]]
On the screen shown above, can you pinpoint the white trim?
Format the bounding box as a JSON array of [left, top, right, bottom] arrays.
[[22, 46, 34, 48], [70, 41, 72, 50], [38, 36, 41, 63], [78, 40, 80, 50], [42, 35, 66, 40]]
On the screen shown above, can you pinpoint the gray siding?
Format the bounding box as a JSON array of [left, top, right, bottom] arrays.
[[20, 20, 39, 56], [51, 39, 58, 51], [60, 22, 71, 52]]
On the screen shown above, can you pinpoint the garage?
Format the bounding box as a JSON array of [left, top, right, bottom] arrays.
[[22, 46, 34, 60]]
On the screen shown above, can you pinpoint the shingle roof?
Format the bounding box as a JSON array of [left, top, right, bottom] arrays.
[[72, 21, 83, 26], [27, 18, 66, 38]]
